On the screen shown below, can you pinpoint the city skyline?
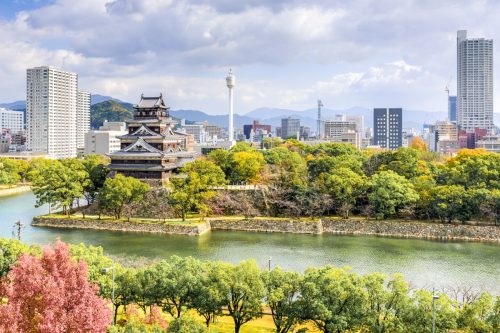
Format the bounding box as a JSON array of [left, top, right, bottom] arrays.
[[1, 1, 500, 117]]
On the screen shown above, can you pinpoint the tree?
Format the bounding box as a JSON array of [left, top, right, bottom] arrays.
[[326, 167, 368, 218], [98, 174, 150, 219], [192, 262, 229, 327], [0, 158, 22, 186], [368, 171, 419, 219], [167, 316, 207, 333], [169, 159, 226, 220], [457, 292, 496, 333], [0, 240, 110, 333], [264, 147, 307, 186], [403, 290, 458, 333], [411, 137, 428, 152], [82, 154, 109, 205], [31, 159, 87, 215], [143, 256, 203, 318], [262, 267, 302, 333], [430, 185, 471, 223], [224, 260, 265, 333], [363, 273, 412, 333], [0, 238, 32, 277], [299, 266, 367, 333], [230, 150, 265, 184]]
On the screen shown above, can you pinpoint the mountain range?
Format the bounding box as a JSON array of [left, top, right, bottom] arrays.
[[2, 95, 500, 131]]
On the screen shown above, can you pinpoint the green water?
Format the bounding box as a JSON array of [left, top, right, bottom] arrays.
[[1, 192, 499, 293]]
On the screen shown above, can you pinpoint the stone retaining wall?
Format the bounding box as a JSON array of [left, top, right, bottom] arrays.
[[32, 217, 210, 236], [32, 217, 500, 242], [321, 219, 500, 242], [209, 219, 323, 234]]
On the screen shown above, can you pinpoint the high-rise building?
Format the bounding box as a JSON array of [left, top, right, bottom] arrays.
[[280, 117, 300, 139], [77, 91, 91, 149], [183, 124, 207, 144], [457, 30, 494, 132], [324, 114, 363, 149], [373, 108, 402, 150], [243, 120, 272, 140], [448, 96, 457, 122], [0, 109, 24, 133], [26, 66, 78, 158]]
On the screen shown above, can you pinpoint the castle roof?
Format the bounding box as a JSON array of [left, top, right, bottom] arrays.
[[136, 94, 168, 109]]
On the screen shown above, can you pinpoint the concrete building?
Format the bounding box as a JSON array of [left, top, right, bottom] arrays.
[[77, 91, 91, 149], [183, 124, 207, 144], [243, 120, 272, 140], [457, 30, 494, 131], [0, 109, 24, 133], [281, 117, 300, 139], [26, 66, 78, 158], [373, 108, 403, 150], [324, 114, 362, 148], [84, 121, 127, 155], [205, 124, 222, 140], [476, 135, 500, 153], [448, 96, 457, 123]]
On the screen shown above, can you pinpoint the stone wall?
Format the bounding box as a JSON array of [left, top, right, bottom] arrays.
[[32, 216, 500, 242], [322, 219, 500, 242], [210, 219, 323, 234], [32, 217, 210, 236]]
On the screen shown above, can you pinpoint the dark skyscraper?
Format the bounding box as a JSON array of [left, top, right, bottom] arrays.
[[448, 95, 457, 122], [373, 108, 402, 150]]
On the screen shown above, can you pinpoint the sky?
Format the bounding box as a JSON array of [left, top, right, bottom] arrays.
[[0, 0, 499, 115]]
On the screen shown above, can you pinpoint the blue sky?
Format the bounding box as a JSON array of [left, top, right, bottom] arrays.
[[0, 0, 499, 116]]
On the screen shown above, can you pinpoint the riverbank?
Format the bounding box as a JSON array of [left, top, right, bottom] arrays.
[[32, 215, 500, 242], [0, 185, 31, 197]]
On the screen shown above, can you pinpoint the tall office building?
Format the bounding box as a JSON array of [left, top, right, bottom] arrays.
[[448, 96, 457, 122], [457, 30, 494, 132], [26, 66, 78, 158], [373, 108, 403, 150], [280, 117, 300, 139], [77, 91, 91, 149]]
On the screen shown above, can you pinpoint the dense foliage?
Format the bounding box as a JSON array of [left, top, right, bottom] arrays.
[[1, 239, 498, 333], [4, 142, 499, 224]]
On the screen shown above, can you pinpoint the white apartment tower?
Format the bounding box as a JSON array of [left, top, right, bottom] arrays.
[[26, 66, 89, 158], [77, 91, 91, 149], [457, 30, 494, 132]]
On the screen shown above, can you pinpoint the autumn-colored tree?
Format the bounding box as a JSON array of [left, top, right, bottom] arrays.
[[0, 240, 111, 333], [410, 136, 428, 152]]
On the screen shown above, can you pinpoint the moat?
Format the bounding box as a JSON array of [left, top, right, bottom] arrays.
[[1, 192, 499, 294]]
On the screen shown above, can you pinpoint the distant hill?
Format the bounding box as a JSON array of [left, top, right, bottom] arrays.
[[0, 100, 26, 110], [90, 94, 124, 105], [91, 100, 134, 129]]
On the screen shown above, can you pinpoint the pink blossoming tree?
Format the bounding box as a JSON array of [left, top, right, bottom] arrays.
[[0, 240, 111, 333]]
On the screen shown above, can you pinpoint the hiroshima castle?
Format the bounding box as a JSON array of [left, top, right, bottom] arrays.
[[108, 94, 196, 181]]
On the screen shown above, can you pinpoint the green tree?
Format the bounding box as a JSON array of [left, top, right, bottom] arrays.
[[31, 159, 87, 215], [143, 256, 203, 318], [430, 185, 470, 223], [326, 168, 368, 218], [82, 155, 109, 205], [167, 316, 206, 333], [230, 150, 265, 184], [170, 159, 226, 220], [0, 158, 22, 186], [98, 174, 150, 219], [0, 238, 32, 277], [368, 171, 419, 219], [264, 147, 306, 186], [363, 273, 412, 333], [457, 292, 496, 333], [192, 262, 229, 327], [223, 260, 265, 333], [262, 267, 302, 333], [299, 266, 367, 333], [403, 290, 458, 333]]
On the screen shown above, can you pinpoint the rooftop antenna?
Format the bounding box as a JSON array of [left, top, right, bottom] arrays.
[[445, 76, 452, 121], [317, 100, 323, 139]]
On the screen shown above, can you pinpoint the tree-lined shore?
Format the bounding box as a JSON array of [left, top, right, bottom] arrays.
[[0, 238, 498, 333], [2, 140, 497, 225]]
